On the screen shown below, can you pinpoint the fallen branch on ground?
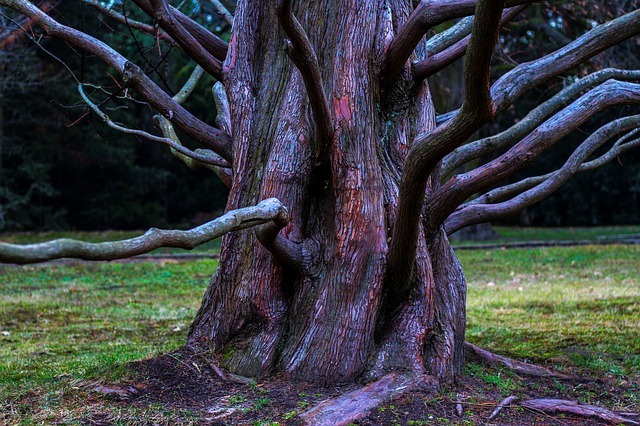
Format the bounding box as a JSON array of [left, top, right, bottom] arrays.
[[520, 399, 639, 425], [465, 342, 577, 379]]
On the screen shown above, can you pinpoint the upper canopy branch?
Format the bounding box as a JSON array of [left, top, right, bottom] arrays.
[[413, 6, 527, 81], [445, 115, 640, 234], [278, 0, 333, 155], [429, 80, 640, 230], [0, 199, 289, 265], [0, 0, 233, 163], [147, 0, 223, 79], [383, 0, 532, 83], [131, 0, 228, 62], [81, 0, 174, 44], [490, 8, 640, 114]]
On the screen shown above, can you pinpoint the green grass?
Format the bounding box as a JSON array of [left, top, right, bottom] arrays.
[[0, 260, 217, 424], [1, 237, 639, 423], [460, 245, 640, 378]]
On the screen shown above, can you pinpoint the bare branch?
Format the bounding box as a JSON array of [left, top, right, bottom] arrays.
[[443, 69, 640, 176], [0, 0, 233, 162], [131, 0, 228, 62], [207, 0, 233, 26], [519, 399, 640, 425], [79, 84, 229, 167], [386, 0, 505, 309], [81, 0, 174, 44], [278, 0, 333, 155], [430, 80, 640, 232], [491, 8, 640, 113], [0, 199, 288, 264], [153, 66, 232, 184], [413, 6, 527, 81], [148, 0, 222, 79], [383, 0, 532, 83], [423, 15, 474, 54], [457, 126, 640, 211]]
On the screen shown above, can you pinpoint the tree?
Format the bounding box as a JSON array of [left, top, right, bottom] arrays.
[[1, 0, 640, 405]]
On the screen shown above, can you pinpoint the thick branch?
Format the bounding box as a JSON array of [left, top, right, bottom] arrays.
[[445, 115, 640, 233], [383, 0, 532, 83], [443, 69, 640, 176], [430, 80, 640, 231], [491, 8, 640, 113], [386, 0, 505, 309], [0, 0, 233, 162], [255, 222, 306, 272], [413, 6, 527, 81], [131, 0, 228, 62], [0, 199, 288, 264], [148, 0, 222, 79], [278, 0, 333, 154]]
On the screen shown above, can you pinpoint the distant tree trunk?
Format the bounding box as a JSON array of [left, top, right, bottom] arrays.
[[188, 0, 466, 384]]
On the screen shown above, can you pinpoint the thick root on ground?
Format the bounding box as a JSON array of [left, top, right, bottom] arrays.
[[296, 372, 437, 426], [465, 342, 576, 379], [520, 399, 639, 425]]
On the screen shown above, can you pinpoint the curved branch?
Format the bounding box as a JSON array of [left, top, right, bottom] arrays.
[[0, 199, 288, 264], [424, 15, 474, 54], [491, 8, 640, 113], [131, 0, 228, 62], [442, 69, 640, 176], [386, 0, 505, 309], [413, 6, 527, 81], [278, 0, 333, 155], [437, 9, 640, 123], [255, 221, 306, 272], [148, 0, 222, 79], [429, 80, 640, 232], [81, 0, 174, 44], [0, 0, 234, 162], [455, 127, 640, 211], [383, 0, 532, 83], [445, 115, 640, 234]]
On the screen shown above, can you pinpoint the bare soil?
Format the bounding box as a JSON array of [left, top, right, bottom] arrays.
[[104, 346, 638, 425]]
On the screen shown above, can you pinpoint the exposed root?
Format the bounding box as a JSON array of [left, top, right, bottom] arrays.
[[520, 399, 640, 425], [487, 395, 518, 421], [465, 342, 577, 379], [297, 372, 437, 426]]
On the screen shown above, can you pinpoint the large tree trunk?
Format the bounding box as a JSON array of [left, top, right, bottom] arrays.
[[188, 0, 466, 385]]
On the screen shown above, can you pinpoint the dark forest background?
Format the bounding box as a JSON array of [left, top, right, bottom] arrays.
[[1, 1, 638, 231]]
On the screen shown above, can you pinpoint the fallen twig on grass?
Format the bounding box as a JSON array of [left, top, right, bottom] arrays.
[[487, 395, 518, 421], [520, 399, 639, 425]]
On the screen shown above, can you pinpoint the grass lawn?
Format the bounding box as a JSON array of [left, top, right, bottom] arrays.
[[0, 241, 638, 424]]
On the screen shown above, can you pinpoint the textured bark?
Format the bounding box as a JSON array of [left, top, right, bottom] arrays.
[[187, 0, 466, 384]]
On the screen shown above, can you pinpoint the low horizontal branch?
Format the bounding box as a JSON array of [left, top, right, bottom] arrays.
[[0, 199, 288, 264]]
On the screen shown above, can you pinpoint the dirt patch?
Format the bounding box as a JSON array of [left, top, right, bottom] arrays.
[[113, 347, 638, 425]]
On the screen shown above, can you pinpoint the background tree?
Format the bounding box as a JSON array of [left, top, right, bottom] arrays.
[[1, 0, 640, 414]]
